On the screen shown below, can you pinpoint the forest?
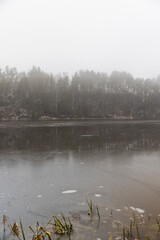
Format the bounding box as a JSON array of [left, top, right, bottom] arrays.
[[0, 66, 160, 120]]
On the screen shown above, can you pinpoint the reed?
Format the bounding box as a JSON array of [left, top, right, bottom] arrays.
[[29, 222, 51, 240], [110, 209, 113, 216], [155, 217, 160, 232], [123, 228, 125, 240], [136, 222, 140, 240], [109, 232, 112, 240], [51, 214, 73, 238], [96, 205, 101, 220], [86, 198, 93, 217], [145, 235, 150, 240], [132, 212, 136, 227], [19, 217, 26, 240], [130, 220, 132, 238], [12, 222, 20, 238], [1, 204, 160, 240]]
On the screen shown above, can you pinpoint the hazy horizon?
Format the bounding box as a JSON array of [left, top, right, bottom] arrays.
[[0, 0, 160, 79]]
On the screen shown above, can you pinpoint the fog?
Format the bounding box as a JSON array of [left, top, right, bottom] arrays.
[[0, 0, 160, 78]]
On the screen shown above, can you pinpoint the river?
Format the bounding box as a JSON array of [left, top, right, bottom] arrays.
[[0, 120, 160, 238]]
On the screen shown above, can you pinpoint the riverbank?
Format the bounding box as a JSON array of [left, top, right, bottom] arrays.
[[0, 105, 159, 121]]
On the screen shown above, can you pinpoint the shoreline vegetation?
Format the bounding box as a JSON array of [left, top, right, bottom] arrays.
[[1, 66, 160, 121], [1, 199, 160, 240]]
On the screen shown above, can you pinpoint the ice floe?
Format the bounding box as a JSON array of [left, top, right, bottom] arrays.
[[130, 206, 145, 213], [37, 195, 42, 198], [78, 202, 85, 206], [136, 208, 145, 213], [95, 194, 102, 197], [130, 206, 136, 211], [62, 190, 77, 194]]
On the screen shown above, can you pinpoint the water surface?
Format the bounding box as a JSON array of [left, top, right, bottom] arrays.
[[0, 120, 160, 229]]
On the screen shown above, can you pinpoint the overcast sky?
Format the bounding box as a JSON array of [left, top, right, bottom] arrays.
[[0, 0, 160, 78]]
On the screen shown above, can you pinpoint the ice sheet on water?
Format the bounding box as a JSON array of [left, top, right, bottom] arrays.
[[95, 194, 102, 197], [136, 208, 145, 213], [78, 202, 85, 206], [130, 206, 136, 211], [62, 190, 77, 194], [130, 206, 145, 213], [115, 209, 121, 212], [37, 195, 42, 198]]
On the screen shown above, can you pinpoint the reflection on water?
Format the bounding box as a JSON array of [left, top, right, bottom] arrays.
[[0, 121, 160, 151], [0, 121, 160, 229]]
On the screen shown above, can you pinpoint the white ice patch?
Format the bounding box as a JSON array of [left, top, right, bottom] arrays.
[[95, 194, 102, 197], [50, 184, 54, 187], [130, 206, 136, 211], [115, 209, 121, 212], [80, 162, 84, 165], [135, 208, 145, 213], [130, 206, 145, 213], [98, 186, 104, 188], [78, 202, 85, 206], [37, 195, 42, 198], [62, 190, 77, 194], [97, 238, 101, 240]]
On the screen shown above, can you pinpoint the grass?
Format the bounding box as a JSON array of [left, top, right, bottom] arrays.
[[1, 200, 160, 240], [0, 214, 73, 240], [96, 205, 101, 221], [136, 222, 140, 240], [155, 217, 160, 232], [129, 220, 132, 238], [85, 198, 93, 217]]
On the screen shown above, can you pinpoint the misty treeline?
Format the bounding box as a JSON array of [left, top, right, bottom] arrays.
[[0, 66, 160, 120]]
